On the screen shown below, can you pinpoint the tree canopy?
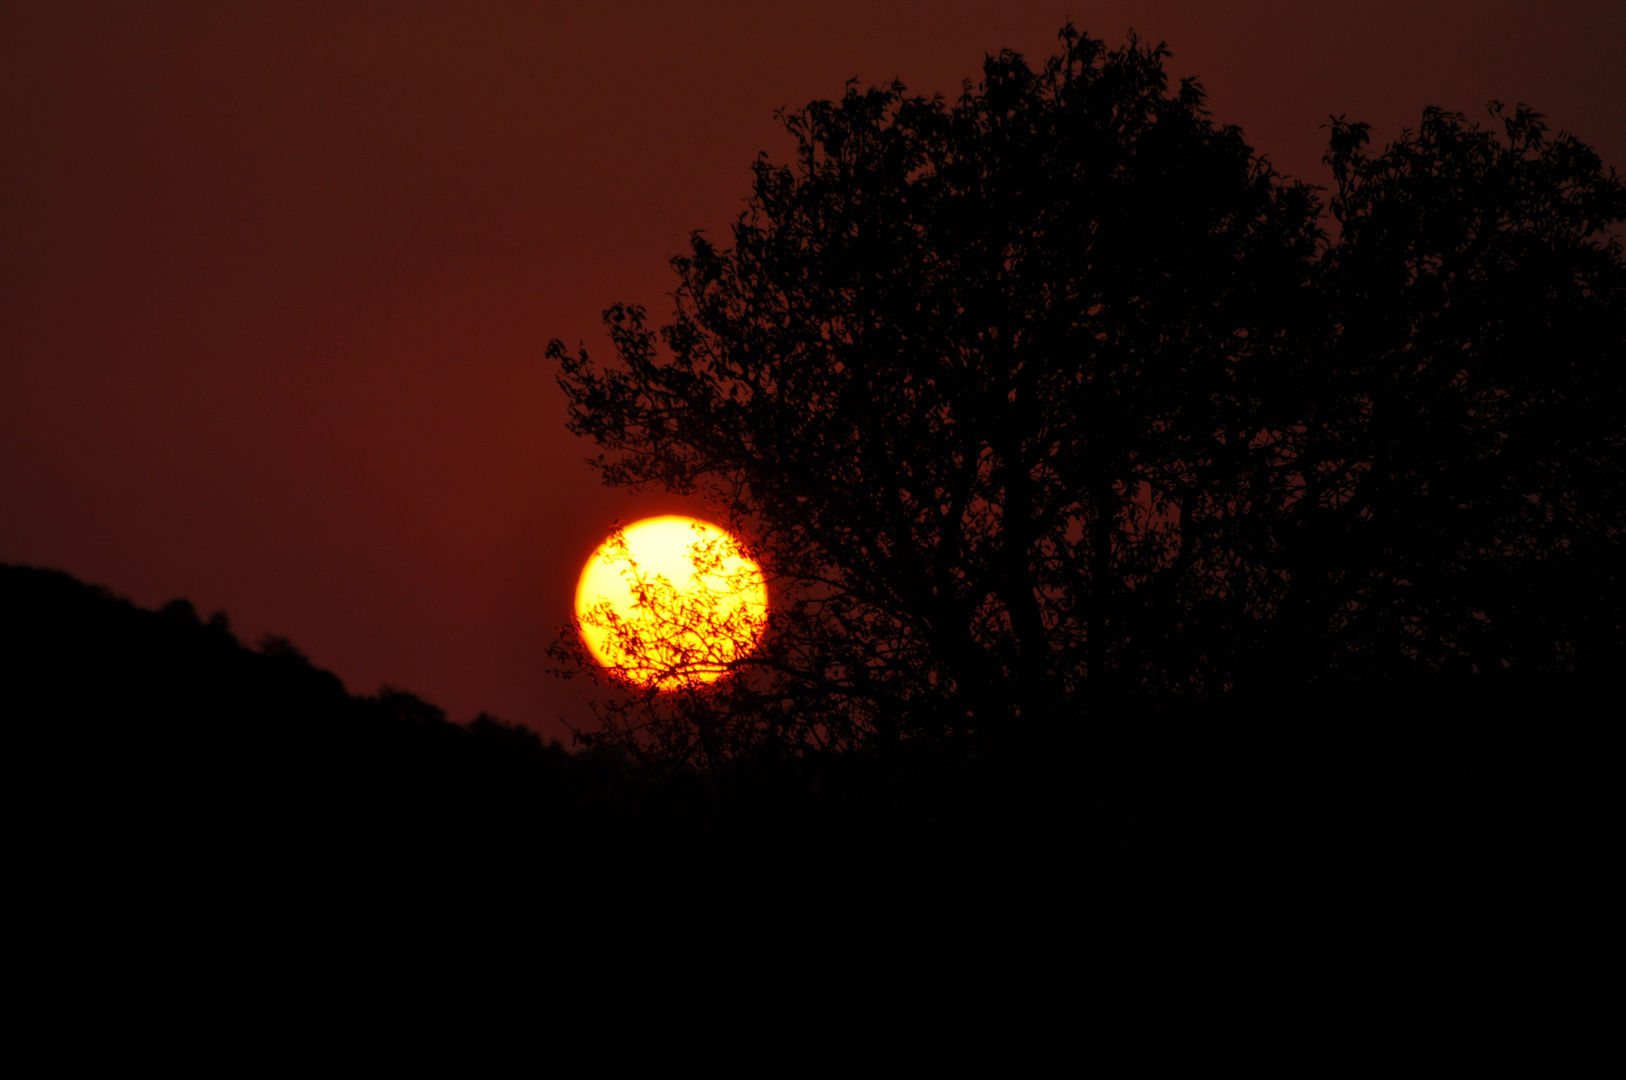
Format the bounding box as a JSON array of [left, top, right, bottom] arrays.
[[549, 27, 1626, 767]]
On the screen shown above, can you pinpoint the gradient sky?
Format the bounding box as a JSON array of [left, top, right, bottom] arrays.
[[5, 1, 1623, 742]]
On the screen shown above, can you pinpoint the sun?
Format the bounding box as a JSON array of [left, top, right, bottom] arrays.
[[574, 516, 768, 690]]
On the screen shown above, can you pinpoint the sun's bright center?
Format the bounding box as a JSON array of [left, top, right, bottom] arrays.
[[574, 515, 768, 690]]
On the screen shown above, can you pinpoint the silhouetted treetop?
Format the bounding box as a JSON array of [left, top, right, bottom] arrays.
[[1275, 104, 1626, 688], [550, 27, 1626, 765]]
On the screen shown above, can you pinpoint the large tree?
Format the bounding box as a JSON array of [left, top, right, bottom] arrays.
[[549, 28, 1626, 766]]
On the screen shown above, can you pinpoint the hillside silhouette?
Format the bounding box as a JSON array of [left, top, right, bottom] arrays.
[[4, 563, 660, 894], [5, 559, 1609, 924], [4, 562, 1042, 905]]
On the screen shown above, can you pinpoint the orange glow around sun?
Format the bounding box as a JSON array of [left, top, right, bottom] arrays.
[[574, 516, 768, 690]]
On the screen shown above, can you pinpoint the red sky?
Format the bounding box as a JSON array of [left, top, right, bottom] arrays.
[[4, 1, 1623, 743]]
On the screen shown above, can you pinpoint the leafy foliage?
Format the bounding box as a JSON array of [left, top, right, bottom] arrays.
[[549, 27, 1626, 766]]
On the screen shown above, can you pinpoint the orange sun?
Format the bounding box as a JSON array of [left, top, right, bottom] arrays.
[[574, 516, 768, 690]]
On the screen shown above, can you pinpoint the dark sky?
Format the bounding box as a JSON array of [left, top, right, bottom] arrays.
[[5, 1, 1623, 742]]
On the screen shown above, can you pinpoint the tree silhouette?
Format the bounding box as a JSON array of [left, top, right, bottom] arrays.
[[549, 27, 1626, 767]]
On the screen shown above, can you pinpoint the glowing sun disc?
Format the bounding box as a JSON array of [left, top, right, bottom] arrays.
[[574, 516, 768, 690]]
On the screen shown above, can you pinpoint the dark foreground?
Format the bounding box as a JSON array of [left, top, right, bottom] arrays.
[[4, 562, 1609, 947]]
